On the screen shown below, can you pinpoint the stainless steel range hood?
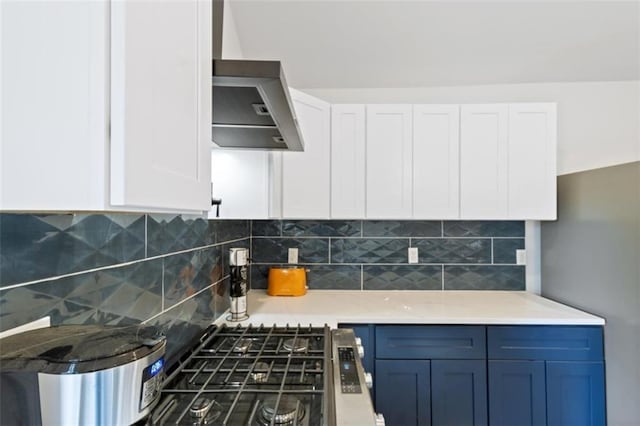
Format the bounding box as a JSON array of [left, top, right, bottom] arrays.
[[211, 0, 304, 151], [212, 59, 304, 151]]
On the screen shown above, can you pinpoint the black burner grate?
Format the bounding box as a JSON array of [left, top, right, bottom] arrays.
[[148, 324, 331, 426]]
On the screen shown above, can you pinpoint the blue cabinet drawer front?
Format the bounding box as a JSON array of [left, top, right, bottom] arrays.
[[488, 326, 603, 361], [376, 325, 486, 359]]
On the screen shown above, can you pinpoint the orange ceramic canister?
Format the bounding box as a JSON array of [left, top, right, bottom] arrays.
[[267, 267, 307, 296]]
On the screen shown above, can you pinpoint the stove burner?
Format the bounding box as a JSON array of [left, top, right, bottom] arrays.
[[282, 338, 309, 353], [189, 397, 223, 424], [251, 362, 270, 383], [189, 397, 213, 418], [260, 395, 305, 425], [232, 338, 253, 354]]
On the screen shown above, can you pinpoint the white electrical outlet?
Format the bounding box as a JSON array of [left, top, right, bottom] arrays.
[[408, 247, 419, 264], [288, 248, 299, 264], [516, 249, 527, 265]]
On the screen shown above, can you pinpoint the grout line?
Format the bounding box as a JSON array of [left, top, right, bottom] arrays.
[[360, 264, 364, 291], [441, 221, 444, 237], [144, 215, 148, 258], [161, 257, 165, 312], [441, 265, 445, 290], [328, 237, 331, 264], [143, 275, 230, 324], [1, 237, 250, 291]]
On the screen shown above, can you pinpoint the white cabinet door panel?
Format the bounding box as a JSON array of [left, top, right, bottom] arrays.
[[331, 105, 366, 218], [508, 104, 557, 219], [413, 105, 460, 219], [366, 105, 413, 219], [281, 89, 331, 218], [110, 0, 211, 211], [460, 105, 509, 219]]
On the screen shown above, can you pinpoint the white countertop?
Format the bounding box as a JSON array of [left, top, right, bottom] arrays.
[[220, 290, 604, 328]]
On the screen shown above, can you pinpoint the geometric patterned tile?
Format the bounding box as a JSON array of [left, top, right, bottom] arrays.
[[330, 238, 409, 264], [0, 257, 163, 332], [282, 220, 361, 237], [363, 265, 442, 290], [363, 221, 441, 237], [493, 239, 525, 264], [252, 220, 282, 237], [211, 220, 251, 244], [144, 282, 217, 364], [411, 238, 491, 263], [443, 265, 525, 290], [163, 247, 222, 310], [0, 213, 145, 287], [305, 265, 361, 289], [147, 214, 213, 257], [443, 221, 525, 238], [251, 238, 329, 264]]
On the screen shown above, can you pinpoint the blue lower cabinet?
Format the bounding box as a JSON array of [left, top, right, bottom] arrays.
[[376, 359, 431, 426], [488, 360, 547, 426], [432, 360, 488, 426], [546, 362, 606, 426]]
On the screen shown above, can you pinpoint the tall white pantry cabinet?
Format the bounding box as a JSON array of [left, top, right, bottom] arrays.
[[1, 1, 212, 213]]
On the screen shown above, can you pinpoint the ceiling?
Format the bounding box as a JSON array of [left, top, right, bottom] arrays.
[[226, 0, 640, 89]]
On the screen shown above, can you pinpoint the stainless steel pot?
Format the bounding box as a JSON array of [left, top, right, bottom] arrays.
[[0, 324, 166, 426]]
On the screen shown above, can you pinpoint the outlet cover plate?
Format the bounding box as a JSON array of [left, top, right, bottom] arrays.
[[288, 248, 299, 264], [408, 247, 419, 264]]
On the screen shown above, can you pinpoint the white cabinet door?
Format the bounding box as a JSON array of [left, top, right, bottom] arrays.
[[210, 150, 270, 219], [366, 105, 413, 219], [413, 105, 460, 219], [1, 1, 109, 211], [508, 104, 557, 219], [460, 105, 509, 219], [110, 0, 211, 211], [281, 89, 331, 218], [331, 105, 366, 218]]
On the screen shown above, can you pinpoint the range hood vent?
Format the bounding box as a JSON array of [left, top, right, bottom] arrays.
[[211, 60, 304, 151]]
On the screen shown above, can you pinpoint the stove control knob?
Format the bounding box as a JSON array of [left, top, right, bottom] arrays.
[[356, 343, 365, 359], [375, 413, 386, 426], [364, 372, 373, 389]]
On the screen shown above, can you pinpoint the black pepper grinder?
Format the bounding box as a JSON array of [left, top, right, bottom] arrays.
[[227, 248, 249, 322]]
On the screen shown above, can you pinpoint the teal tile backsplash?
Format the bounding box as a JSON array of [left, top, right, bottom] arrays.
[[0, 216, 525, 358], [250, 220, 526, 291], [0, 214, 250, 361]]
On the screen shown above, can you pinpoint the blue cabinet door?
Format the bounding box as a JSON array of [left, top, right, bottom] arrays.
[[376, 359, 431, 426], [431, 360, 487, 426], [488, 360, 546, 426], [546, 361, 606, 426]]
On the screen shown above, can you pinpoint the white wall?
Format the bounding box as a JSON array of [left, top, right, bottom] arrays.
[[305, 80, 640, 176]]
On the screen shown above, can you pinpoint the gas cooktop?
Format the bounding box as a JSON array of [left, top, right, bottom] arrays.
[[145, 325, 332, 426]]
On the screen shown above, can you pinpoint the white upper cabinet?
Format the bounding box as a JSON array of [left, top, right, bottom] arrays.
[[366, 105, 413, 219], [0, 1, 211, 213], [508, 104, 557, 219], [110, 0, 211, 211], [280, 89, 331, 218], [331, 105, 366, 218], [460, 104, 510, 219], [413, 105, 460, 219]]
